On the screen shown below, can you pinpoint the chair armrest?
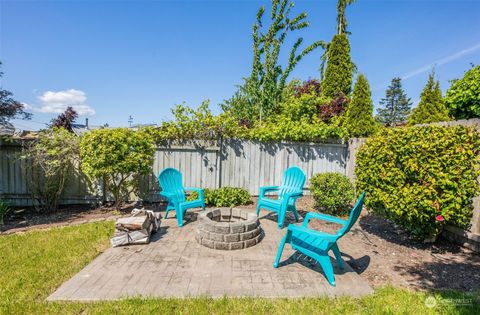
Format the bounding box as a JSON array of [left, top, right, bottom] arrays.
[[303, 212, 348, 227], [284, 190, 303, 198], [281, 190, 303, 207], [287, 224, 336, 241], [259, 186, 280, 198], [184, 187, 204, 200]]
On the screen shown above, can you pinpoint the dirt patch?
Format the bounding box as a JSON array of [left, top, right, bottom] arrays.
[[2, 196, 479, 292], [1, 203, 135, 234], [295, 196, 480, 292], [248, 196, 480, 292]]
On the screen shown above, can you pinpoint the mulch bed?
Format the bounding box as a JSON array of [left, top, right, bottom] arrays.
[[1, 196, 479, 292]]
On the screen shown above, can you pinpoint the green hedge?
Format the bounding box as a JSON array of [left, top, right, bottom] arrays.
[[188, 187, 251, 207], [310, 172, 355, 215], [355, 125, 480, 240]]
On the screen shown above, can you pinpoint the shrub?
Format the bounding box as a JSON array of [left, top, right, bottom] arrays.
[[188, 187, 251, 207], [310, 172, 355, 215], [80, 128, 155, 208], [21, 128, 79, 212], [0, 200, 11, 225], [147, 97, 347, 144], [445, 65, 480, 119], [293, 79, 322, 97], [318, 92, 349, 122], [356, 125, 480, 240]]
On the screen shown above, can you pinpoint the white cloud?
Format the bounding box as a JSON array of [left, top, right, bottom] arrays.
[[21, 102, 33, 110], [401, 42, 480, 80], [36, 89, 95, 116]]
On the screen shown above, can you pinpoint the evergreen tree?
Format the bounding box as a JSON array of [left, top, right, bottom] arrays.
[[321, 34, 353, 98], [408, 71, 450, 125], [345, 74, 377, 137], [377, 77, 412, 126]]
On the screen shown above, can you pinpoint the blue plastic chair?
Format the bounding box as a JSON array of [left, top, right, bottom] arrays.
[[273, 192, 366, 286], [157, 168, 205, 227], [256, 166, 306, 229]]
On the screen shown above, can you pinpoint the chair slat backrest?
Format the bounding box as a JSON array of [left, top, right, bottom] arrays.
[[336, 192, 366, 238], [158, 168, 186, 202], [279, 166, 306, 197]]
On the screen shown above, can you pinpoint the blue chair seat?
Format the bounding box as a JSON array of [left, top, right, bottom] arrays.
[[274, 192, 366, 286], [158, 168, 206, 227], [256, 166, 306, 229]]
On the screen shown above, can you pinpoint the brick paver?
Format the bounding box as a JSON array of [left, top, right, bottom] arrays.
[[48, 209, 372, 300]]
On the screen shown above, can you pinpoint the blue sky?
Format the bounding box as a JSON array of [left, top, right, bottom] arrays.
[[1, 0, 479, 130]]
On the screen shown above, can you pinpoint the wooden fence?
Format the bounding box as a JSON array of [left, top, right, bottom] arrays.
[[0, 139, 349, 206]]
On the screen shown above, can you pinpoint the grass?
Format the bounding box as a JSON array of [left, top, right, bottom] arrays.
[[0, 221, 478, 314]]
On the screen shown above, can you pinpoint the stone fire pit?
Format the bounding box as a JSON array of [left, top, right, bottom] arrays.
[[195, 208, 262, 250]]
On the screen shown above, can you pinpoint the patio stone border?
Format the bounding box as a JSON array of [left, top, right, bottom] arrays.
[[195, 208, 262, 250]]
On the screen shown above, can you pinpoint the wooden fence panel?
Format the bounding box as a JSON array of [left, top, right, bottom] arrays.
[[1, 139, 347, 205]]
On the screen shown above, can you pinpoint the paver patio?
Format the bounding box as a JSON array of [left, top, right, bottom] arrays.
[[48, 208, 372, 301]]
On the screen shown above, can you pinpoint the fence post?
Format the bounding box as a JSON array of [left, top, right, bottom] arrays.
[[218, 136, 223, 189], [345, 137, 366, 183]]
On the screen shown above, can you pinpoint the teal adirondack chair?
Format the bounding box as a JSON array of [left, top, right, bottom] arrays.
[[157, 168, 205, 227], [273, 192, 366, 286], [256, 166, 306, 229]]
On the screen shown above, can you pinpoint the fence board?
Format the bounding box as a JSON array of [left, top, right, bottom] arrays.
[[1, 139, 347, 205]]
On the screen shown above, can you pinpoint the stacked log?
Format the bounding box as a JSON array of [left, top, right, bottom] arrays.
[[110, 209, 161, 247]]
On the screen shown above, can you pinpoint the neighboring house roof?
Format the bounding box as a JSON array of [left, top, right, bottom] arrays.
[[71, 123, 102, 136], [129, 123, 158, 129]]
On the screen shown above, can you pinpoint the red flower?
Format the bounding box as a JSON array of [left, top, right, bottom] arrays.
[[436, 215, 444, 222]]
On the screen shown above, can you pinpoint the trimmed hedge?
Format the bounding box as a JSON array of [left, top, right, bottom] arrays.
[[188, 187, 251, 207], [355, 125, 480, 240], [310, 172, 355, 215]]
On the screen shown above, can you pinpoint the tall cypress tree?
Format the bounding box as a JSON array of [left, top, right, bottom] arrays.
[[408, 71, 450, 125], [377, 77, 412, 126], [345, 74, 377, 137], [321, 34, 353, 98]]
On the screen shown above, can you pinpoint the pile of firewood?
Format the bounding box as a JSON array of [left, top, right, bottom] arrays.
[[110, 209, 161, 247]]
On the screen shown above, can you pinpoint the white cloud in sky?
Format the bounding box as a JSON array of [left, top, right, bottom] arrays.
[[21, 102, 33, 110], [401, 42, 480, 80], [36, 89, 95, 116]]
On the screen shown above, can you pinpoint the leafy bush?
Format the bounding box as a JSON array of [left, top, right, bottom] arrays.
[[188, 187, 251, 207], [147, 99, 347, 144], [21, 128, 79, 212], [80, 128, 155, 208], [356, 125, 480, 240], [318, 92, 349, 123], [445, 65, 480, 119], [293, 79, 322, 97], [310, 172, 355, 215], [0, 200, 11, 225]]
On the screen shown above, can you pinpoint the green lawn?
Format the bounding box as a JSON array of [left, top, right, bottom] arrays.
[[0, 221, 477, 314]]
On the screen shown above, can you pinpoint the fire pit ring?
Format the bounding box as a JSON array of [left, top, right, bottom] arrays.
[[195, 208, 262, 250]]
